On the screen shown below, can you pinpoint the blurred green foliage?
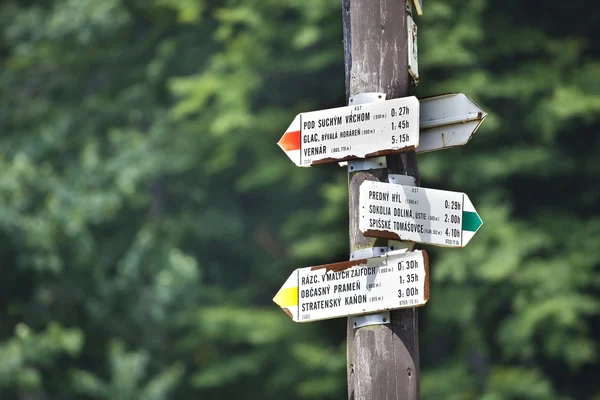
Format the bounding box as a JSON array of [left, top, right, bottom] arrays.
[[0, 0, 599, 399]]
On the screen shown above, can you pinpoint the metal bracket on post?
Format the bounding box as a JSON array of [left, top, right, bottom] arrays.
[[349, 92, 386, 105], [350, 246, 391, 329], [388, 174, 417, 186], [350, 247, 388, 260], [351, 312, 391, 329], [348, 156, 386, 172]]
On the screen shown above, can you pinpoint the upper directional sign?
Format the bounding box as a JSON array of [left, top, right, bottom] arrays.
[[273, 250, 429, 323], [416, 93, 487, 154], [359, 180, 482, 248], [278, 96, 419, 167]]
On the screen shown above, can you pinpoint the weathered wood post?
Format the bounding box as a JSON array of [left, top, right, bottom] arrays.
[[344, 1, 421, 399]]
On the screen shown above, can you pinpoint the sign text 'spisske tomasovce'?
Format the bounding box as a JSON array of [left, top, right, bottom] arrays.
[[359, 180, 482, 248]]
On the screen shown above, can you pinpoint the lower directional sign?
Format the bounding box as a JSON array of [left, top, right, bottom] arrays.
[[273, 250, 429, 323], [359, 180, 483, 247]]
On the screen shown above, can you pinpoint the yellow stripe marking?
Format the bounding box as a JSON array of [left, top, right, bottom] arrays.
[[273, 287, 298, 307]]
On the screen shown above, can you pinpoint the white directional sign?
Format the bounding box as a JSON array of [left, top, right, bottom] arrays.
[[273, 250, 429, 323], [278, 96, 419, 167], [359, 180, 483, 248], [417, 93, 487, 154]]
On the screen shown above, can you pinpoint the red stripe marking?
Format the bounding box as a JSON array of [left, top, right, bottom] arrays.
[[278, 130, 301, 151]]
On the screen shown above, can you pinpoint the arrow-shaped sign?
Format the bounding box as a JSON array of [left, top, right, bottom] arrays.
[[416, 93, 487, 154], [278, 96, 419, 167], [274, 250, 429, 323], [359, 180, 482, 248]]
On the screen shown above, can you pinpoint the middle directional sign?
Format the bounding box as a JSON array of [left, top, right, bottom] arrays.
[[278, 96, 419, 167], [359, 180, 483, 247]]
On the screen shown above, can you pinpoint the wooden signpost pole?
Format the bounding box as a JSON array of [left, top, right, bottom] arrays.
[[343, 0, 420, 399]]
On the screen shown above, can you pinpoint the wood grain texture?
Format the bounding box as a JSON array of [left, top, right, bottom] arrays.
[[344, 0, 420, 399], [343, 0, 409, 101]]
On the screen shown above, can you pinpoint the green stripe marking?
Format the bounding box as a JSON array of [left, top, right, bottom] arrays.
[[462, 211, 482, 232]]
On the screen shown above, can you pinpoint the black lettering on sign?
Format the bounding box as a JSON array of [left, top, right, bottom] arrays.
[[333, 281, 361, 294], [392, 221, 425, 233], [325, 270, 351, 282], [339, 129, 361, 138], [369, 205, 391, 216], [303, 120, 315, 129], [301, 275, 319, 285], [301, 298, 342, 312], [321, 132, 338, 141], [369, 218, 391, 230], [303, 146, 326, 157], [393, 208, 413, 218], [350, 267, 377, 277], [444, 200, 461, 210], [368, 191, 389, 201], [397, 259, 419, 271], [391, 106, 410, 116], [391, 133, 410, 143], [300, 286, 331, 298], [325, 270, 350, 282], [303, 134, 318, 143], [344, 294, 367, 305], [345, 112, 371, 124], [318, 116, 343, 127]]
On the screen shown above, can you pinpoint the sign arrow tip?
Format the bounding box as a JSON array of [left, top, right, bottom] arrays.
[[273, 285, 298, 308], [461, 195, 482, 246], [277, 114, 302, 166], [277, 130, 301, 152], [462, 211, 482, 232], [278, 114, 301, 151]]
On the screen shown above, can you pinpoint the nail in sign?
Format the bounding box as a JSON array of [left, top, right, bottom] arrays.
[[359, 180, 483, 248], [278, 96, 419, 167], [273, 250, 429, 323]]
